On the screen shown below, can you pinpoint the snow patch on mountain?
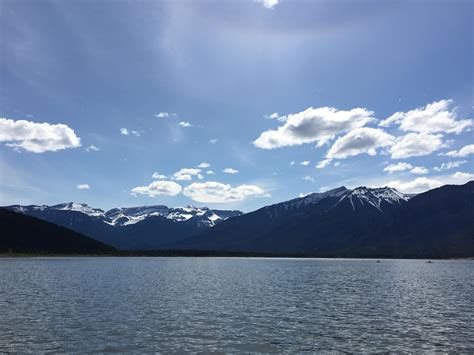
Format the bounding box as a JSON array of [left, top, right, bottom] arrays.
[[52, 202, 106, 217]]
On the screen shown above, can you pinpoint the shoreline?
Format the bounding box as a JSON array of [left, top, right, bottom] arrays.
[[1, 251, 473, 260]]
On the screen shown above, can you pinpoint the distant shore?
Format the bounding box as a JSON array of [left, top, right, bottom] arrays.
[[1, 250, 473, 260]]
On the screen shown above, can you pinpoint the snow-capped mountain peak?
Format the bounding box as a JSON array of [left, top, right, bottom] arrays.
[[51, 202, 106, 217], [337, 186, 410, 211], [263, 185, 411, 219]]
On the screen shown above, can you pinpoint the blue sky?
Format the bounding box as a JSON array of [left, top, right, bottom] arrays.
[[0, 0, 473, 212]]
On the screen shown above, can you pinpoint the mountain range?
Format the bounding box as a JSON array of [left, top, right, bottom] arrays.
[[173, 182, 474, 258], [3, 181, 474, 258], [6, 203, 241, 250]]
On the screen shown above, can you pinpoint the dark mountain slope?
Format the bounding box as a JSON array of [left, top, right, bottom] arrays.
[[375, 181, 474, 257], [0, 208, 115, 254], [111, 215, 212, 250]]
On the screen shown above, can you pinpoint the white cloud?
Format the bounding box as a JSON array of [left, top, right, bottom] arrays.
[[379, 99, 472, 134], [76, 184, 90, 190], [206, 170, 215, 175], [383, 162, 428, 174], [131, 180, 182, 197], [253, 106, 375, 149], [440, 144, 474, 158], [265, 112, 287, 122], [300, 160, 310, 166], [383, 162, 413, 173], [256, 0, 279, 9], [390, 132, 445, 159], [290, 161, 295, 166], [386, 171, 474, 193], [223, 168, 239, 174], [316, 159, 332, 169], [197, 162, 210, 168], [265, 112, 279, 119], [434, 160, 467, 172], [179, 121, 192, 127], [387, 177, 442, 193], [85, 144, 100, 152], [173, 168, 202, 181], [183, 181, 265, 203], [326, 127, 394, 159], [155, 112, 170, 118], [302, 176, 315, 182], [410, 166, 429, 175], [209, 138, 218, 144], [0, 118, 81, 153], [120, 128, 140, 136], [151, 172, 167, 179]]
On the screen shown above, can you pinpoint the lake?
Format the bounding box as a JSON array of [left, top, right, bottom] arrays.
[[0, 257, 472, 352]]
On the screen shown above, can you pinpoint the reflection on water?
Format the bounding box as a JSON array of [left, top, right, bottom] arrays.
[[0, 257, 473, 352]]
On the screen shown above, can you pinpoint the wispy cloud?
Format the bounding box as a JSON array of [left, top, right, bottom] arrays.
[[440, 144, 474, 158], [434, 160, 467, 172], [223, 168, 239, 174], [256, 0, 279, 9], [264, 112, 286, 122], [179, 121, 192, 127], [384, 162, 428, 175], [120, 128, 141, 136], [85, 144, 100, 152], [154, 112, 174, 118], [410, 166, 429, 175], [76, 184, 90, 190]]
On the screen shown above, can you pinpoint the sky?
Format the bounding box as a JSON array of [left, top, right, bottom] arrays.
[[0, 0, 473, 212]]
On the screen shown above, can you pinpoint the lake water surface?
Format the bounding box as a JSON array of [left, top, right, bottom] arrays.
[[0, 257, 472, 353]]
